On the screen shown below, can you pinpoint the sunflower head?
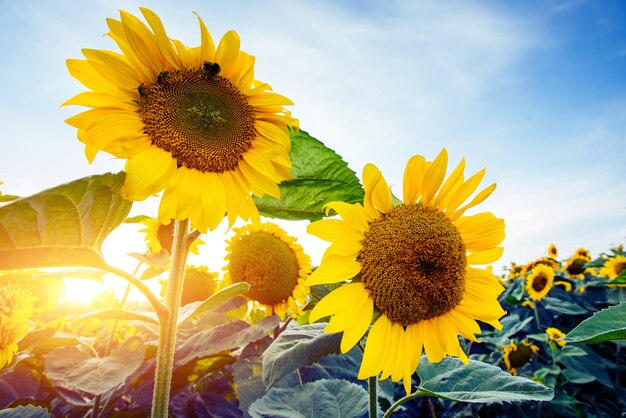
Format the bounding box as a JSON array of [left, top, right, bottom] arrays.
[[224, 222, 310, 318], [564, 250, 591, 277], [161, 265, 219, 306], [525, 264, 555, 301], [306, 149, 506, 394], [1, 284, 36, 368], [139, 217, 204, 255], [547, 243, 558, 259], [502, 341, 540, 376], [65, 8, 297, 232], [599, 255, 626, 279], [546, 327, 567, 347], [520, 257, 559, 277], [507, 262, 523, 281]]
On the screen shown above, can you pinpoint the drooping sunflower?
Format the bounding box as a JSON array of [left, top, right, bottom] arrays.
[[64, 8, 297, 232], [547, 243, 558, 259], [224, 222, 310, 318], [599, 254, 626, 280], [139, 217, 203, 255], [160, 265, 219, 306], [306, 149, 506, 394], [546, 327, 567, 347], [0, 284, 37, 368], [563, 248, 591, 277], [502, 341, 540, 376], [525, 264, 555, 301]]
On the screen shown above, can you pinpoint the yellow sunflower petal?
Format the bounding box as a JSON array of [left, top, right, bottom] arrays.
[[434, 157, 465, 208], [363, 163, 392, 217], [358, 315, 391, 379], [215, 30, 240, 74], [122, 147, 176, 200], [195, 13, 215, 61], [307, 219, 364, 242], [445, 168, 486, 214], [456, 212, 505, 252], [421, 148, 448, 207], [139, 7, 182, 68], [402, 155, 426, 205], [305, 257, 361, 286], [309, 282, 367, 323], [324, 202, 370, 232], [467, 247, 504, 265]]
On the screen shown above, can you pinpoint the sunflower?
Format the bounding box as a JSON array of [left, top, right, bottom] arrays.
[[599, 255, 626, 279], [520, 257, 559, 277], [64, 8, 297, 232], [0, 284, 37, 368], [547, 243, 557, 259], [564, 248, 591, 277], [160, 265, 219, 305], [502, 341, 540, 376], [546, 327, 567, 347], [224, 222, 310, 318], [306, 149, 506, 394], [139, 217, 203, 255], [525, 264, 554, 301]]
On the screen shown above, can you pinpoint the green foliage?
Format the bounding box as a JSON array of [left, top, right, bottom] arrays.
[[44, 336, 144, 395], [565, 303, 626, 344], [248, 379, 368, 418], [415, 356, 554, 403], [0, 406, 50, 417], [262, 323, 343, 389], [254, 130, 364, 221], [0, 172, 131, 270], [178, 282, 251, 325]]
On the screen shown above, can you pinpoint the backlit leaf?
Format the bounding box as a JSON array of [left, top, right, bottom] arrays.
[[0, 172, 132, 270]]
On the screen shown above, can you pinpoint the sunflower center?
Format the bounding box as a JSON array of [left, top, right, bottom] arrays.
[[228, 232, 300, 305], [566, 258, 587, 275], [615, 262, 626, 276], [531, 274, 548, 292], [359, 204, 467, 325], [508, 344, 534, 368], [138, 69, 256, 173]]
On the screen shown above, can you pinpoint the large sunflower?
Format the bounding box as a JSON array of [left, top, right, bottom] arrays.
[[224, 222, 310, 318], [600, 254, 626, 279], [525, 264, 555, 301], [1, 284, 36, 368], [306, 149, 506, 394], [65, 8, 297, 232]]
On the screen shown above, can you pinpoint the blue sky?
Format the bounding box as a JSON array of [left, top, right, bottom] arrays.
[[1, 0, 625, 279]]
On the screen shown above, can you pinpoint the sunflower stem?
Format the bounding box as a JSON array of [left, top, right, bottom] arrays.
[[382, 390, 428, 418], [532, 303, 541, 328], [368, 376, 377, 418], [151, 218, 190, 418]]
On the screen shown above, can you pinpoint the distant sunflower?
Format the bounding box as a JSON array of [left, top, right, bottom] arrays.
[[502, 341, 540, 376], [525, 264, 554, 301], [547, 243, 557, 259], [224, 223, 310, 318], [0, 284, 36, 368], [64, 8, 297, 232], [307, 149, 506, 394], [520, 257, 559, 277], [600, 255, 626, 280], [160, 265, 219, 305], [139, 217, 203, 255], [564, 248, 591, 277], [546, 327, 567, 347]]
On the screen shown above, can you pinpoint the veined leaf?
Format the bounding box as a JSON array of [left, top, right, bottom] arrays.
[[564, 303, 626, 344], [262, 323, 342, 389], [416, 356, 554, 403], [254, 130, 364, 221], [0, 172, 132, 270], [249, 379, 368, 418], [178, 282, 251, 325], [45, 336, 144, 395], [0, 406, 50, 418]]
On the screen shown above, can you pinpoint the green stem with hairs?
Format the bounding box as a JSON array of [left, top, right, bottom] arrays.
[[382, 390, 430, 418], [368, 376, 378, 418], [151, 218, 191, 418]]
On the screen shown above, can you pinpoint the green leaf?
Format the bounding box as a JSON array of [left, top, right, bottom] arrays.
[[0, 406, 50, 418], [249, 379, 368, 418], [176, 316, 279, 367], [542, 296, 588, 315], [254, 130, 364, 221], [178, 282, 251, 325], [416, 356, 554, 403], [262, 323, 342, 389], [74, 309, 159, 325], [0, 172, 132, 270], [564, 303, 626, 344], [611, 270, 626, 284], [0, 194, 20, 203], [45, 336, 144, 395]]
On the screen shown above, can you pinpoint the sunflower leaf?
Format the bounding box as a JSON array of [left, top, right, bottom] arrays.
[[254, 130, 364, 221], [262, 323, 342, 389], [415, 356, 554, 403], [73, 309, 159, 325], [248, 379, 368, 418], [0, 406, 50, 418], [564, 303, 626, 344], [178, 282, 251, 325], [0, 172, 132, 270], [45, 336, 144, 395]]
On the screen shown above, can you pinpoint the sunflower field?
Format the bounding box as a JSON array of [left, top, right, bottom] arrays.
[[1, 8, 625, 418]]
